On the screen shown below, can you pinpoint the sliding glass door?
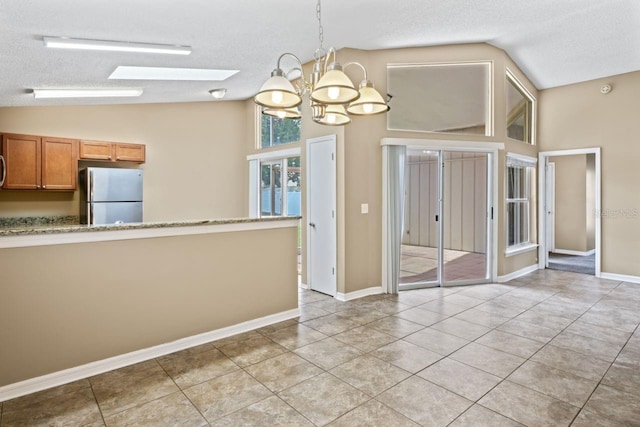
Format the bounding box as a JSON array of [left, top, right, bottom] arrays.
[[399, 150, 490, 289]]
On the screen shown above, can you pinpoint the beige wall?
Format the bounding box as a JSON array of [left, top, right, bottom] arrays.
[[0, 101, 249, 221], [551, 155, 588, 252], [0, 225, 298, 387], [539, 71, 640, 276], [343, 45, 539, 288], [245, 44, 541, 292]]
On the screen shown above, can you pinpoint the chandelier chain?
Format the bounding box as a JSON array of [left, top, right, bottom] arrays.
[[316, 0, 324, 51]]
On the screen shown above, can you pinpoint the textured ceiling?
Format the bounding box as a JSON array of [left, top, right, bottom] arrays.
[[0, 0, 638, 107]]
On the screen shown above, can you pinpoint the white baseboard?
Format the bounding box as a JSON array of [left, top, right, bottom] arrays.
[[298, 282, 310, 290], [336, 286, 383, 302], [600, 272, 640, 284], [497, 264, 539, 283], [0, 308, 300, 403], [552, 249, 596, 256]]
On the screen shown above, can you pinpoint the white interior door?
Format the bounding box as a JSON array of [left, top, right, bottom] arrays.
[[307, 135, 337, 296], [545, 162, 555, 266]]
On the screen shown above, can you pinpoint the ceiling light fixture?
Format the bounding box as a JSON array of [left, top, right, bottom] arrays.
[[209, 88, 227, 99], [109, 66, 238, 81], [253, 0, 389, 126], [43, 37, 192, 55], [32, 88, 143, 99]]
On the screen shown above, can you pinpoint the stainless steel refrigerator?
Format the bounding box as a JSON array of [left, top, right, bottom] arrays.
[[79, 167, 143, 225]]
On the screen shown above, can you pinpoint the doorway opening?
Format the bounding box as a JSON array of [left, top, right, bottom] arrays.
[[399, 149, 492, 290], [539, 148, 601, 276]]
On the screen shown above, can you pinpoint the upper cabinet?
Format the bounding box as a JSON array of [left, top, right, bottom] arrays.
[[80, 140, 145, 163], [42, 137, 79, 190], [79, 140, 113, 161], [114, 143, 145, 162], [1, 134, 78, 191]]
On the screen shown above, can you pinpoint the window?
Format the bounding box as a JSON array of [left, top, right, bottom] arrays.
[[258, 157, 301, 217], [506, 71, 535, 144], [260, 161, 282, 216], [387, 62, 492, 136], [260, 112, 301, 148], [506, 154, 536, 250], [248, 147, 301, 218]]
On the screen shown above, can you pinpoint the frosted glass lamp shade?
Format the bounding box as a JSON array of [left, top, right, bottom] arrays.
[[314, 104, 351, 126], [311, 69, 359, 104], [262, 106, 301, 119], [346, 82, 390, 115], [254, 75, 302, 108]]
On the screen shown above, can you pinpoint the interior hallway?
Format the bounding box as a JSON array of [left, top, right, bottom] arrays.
[[1, 270, 639, 426]]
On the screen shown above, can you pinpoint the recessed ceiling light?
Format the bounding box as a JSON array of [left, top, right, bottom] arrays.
[[32, 89, 143, 99], [109, 66, 239, 81], [43, 37, 191, 55], [209, 88, 227, 99]]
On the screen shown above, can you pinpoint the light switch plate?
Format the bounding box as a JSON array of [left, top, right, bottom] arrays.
[[361, 203, 369, 214]]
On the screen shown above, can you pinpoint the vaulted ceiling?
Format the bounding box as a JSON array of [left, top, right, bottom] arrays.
[[0, 0, 638, 107]]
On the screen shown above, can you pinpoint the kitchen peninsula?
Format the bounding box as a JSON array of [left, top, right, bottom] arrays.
[[0, 216, 300, 400]]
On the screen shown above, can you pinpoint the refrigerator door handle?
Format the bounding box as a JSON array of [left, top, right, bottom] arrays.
[[0, 155, 6, 187], [89, 170, 94, 201]]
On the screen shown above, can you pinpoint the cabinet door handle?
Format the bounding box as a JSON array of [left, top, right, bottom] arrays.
[[0, 155, 5, 187]]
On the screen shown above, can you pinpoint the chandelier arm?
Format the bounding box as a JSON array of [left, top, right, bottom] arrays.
[[324, 47, 337, 73], [276, 52, 304, 71], [343, 62, 368, 81]]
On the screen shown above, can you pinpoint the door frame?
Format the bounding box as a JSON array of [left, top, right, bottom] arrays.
[[545, 161, 555, 263], [306, 135, 337, 296], [538, 148, 601, 276], [382, 138, 504, 290]]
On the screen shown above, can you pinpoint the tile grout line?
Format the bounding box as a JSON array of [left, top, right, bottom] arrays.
[[408, 278, 613, 424], [566, 294, 639, 425], [88, 381, 108, 427], [154, 356, 212, 426], [486, 278, 637, 425]]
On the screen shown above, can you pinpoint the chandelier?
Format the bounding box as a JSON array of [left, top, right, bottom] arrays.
[[254, 0, 389, 126]]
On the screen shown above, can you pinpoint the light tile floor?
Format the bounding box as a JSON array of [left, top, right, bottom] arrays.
[[1, 269, 640, 426]]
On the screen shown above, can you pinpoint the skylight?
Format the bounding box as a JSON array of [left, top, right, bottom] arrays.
[[109, 66, 239, 81]]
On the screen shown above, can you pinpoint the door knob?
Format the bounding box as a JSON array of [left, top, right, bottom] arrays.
[[309, 222, 316, 228]]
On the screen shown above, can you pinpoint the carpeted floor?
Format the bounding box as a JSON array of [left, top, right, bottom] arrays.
[[548, 252, 595, 275]]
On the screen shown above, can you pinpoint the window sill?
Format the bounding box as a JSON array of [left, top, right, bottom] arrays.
[[505, 243, 538, 257]]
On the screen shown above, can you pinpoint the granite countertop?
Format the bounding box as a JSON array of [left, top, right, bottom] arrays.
[[0, 216, 300, 237]]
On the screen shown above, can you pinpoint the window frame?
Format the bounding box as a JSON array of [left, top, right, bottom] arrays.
[[247, 147, 302, 218], [505, 153, 537, 255], [256, 105, 302, 149], [505, 69, 536, 145]]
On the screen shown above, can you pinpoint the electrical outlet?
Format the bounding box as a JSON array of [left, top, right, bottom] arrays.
[[361, 203, 369, 214]]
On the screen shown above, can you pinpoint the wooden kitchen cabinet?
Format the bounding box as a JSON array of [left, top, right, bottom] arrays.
[[0, 133, 78, 191], [41, 137, 78, 190], [79, 140, 145, 163], [79, 140, 113, 161], [114, 143, 145, 162]]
